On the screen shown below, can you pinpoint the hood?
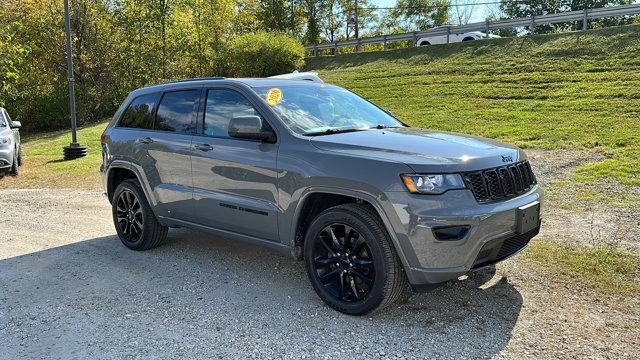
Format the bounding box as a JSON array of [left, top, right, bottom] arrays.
[[310, 127, 526, 173]]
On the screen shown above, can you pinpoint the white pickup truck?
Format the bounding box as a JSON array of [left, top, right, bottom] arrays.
[[417, 31, 501, 46]]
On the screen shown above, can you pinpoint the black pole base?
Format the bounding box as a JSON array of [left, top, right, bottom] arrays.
[[63, 143, 88, 160]]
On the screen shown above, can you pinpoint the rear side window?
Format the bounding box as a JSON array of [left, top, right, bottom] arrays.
[[155, 90, 199, 133], [204, 89, 259, 138], [119, 93, 159, 129]]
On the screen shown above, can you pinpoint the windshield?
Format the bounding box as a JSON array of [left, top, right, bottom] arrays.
[[253, 84, 403, 135]]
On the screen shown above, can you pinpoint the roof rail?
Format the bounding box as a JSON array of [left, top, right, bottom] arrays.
[[159, 77, 226, 85]]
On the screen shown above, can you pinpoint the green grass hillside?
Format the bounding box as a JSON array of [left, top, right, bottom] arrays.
[[306, 25, 640, 186]]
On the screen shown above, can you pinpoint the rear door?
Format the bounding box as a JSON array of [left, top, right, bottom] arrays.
[[136, 88, 201, 220], [190, 86, 280, 241]]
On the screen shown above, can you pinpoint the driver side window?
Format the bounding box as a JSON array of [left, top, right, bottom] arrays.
[[204, 89, 259, 138], [0, 110, 6, 127]]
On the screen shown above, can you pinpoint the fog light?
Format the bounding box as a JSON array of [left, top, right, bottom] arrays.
[[432, 225, 470, 241]]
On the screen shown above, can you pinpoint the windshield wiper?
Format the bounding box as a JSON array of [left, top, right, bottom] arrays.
[[305, 124, 402, 136], [304, 127, 367, 136], [369, 124, 401, 130]]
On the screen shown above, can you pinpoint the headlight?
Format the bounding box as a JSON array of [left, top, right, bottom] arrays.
[[0, 137, 11, 146], [401, 174, 465, 194]]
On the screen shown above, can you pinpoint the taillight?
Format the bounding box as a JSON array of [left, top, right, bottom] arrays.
[[100, 132, 106, 144]]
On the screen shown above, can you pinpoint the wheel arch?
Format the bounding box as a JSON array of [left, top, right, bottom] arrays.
[[105, 161, 155, 208], [462, 36, 475, 41], [289, 188, 411, 270]]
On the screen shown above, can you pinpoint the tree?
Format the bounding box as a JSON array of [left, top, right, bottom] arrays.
[[302, 0, 323, 44], [390, 0, 450, 31], [177, 0, 234, 76], [0, 21, 29, 107], [232, 0, 263, 34], [259, 0, 293, 32], [500, 0, 634, 34], [151, 0, 176, 79], [322, 0, 345, 42], [450, 0, 479, 25], [0, 0, 303, 133]]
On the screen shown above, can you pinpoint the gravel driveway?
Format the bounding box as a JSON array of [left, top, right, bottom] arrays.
[[0, 189, 637, 359]]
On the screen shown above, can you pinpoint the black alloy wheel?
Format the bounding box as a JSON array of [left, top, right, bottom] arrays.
[[311, 223, 376, 302], [115, 189, 144, 243], [304, 204, 409, 315], [112, 179, 167, 250]]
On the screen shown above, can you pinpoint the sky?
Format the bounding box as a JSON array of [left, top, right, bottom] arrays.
[[369, 0, 499, 24]]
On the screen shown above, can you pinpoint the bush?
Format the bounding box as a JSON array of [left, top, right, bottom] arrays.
[[224, 32, 305, 77]]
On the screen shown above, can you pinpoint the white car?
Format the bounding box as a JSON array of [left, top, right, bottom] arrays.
[[417, 31, 501, 46], [269, 71, 323, 83]]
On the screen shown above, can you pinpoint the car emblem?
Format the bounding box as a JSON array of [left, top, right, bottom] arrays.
[[501, 155, 514, 163]]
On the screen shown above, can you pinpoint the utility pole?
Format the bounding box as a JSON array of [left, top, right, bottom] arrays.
[[354, 0, 361, 52], [62, 0, 87, 160]]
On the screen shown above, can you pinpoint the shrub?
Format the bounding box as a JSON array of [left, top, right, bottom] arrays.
[[224, 32, 305, 77]]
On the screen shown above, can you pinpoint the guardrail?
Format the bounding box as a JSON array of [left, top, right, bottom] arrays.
[[305, 4, 640, 55]]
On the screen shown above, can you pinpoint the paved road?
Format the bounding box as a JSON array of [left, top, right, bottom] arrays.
[[0, 189, 636, 359]]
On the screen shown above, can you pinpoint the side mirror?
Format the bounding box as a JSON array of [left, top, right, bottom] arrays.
[[10, 121, 21, 129], [228, 115, 275, 143]]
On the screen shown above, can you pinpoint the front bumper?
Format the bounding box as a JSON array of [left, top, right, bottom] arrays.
[[385, 185, 543, 286], [0, 146, 14, 171]]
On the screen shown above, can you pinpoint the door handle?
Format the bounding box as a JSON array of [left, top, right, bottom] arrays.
[[137, 137, 153, 144], [195, 143, 213, 152]]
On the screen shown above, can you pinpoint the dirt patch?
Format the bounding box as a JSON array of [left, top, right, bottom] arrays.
[[527, 149, 640, 253]]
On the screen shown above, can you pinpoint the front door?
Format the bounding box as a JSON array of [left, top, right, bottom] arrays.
[[191, 88, 280, 241]]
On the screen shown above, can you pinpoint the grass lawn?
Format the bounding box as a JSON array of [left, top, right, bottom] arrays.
[[523, 239, 639, 296], [0, 121, 106, 190], [307, 25, 640, 186]]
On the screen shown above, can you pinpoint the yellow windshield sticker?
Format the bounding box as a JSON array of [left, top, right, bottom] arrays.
[[266, 88, 283, 106]]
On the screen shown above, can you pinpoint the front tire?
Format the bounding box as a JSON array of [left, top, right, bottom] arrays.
[[304, 203, 409, 315], [112, 179, 167, 250], [9, 149, 19, 176], [17, 145, 23, 166]]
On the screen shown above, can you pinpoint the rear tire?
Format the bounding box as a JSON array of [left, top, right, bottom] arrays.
[[304, 203, 409, 315], [112, 179, 167, 251]]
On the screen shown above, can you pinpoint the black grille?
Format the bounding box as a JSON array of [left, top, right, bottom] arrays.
[[463, 160, 537, 203]]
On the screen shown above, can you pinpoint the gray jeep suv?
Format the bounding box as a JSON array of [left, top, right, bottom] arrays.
[[101, 78, 542, 315]]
